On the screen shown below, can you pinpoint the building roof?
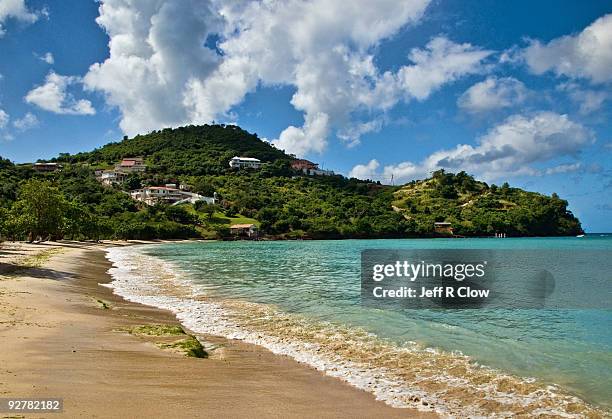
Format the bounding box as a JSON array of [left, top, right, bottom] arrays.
[[34, 162, 59, 166], [230, 223, 256, 229], [231, 156, 261, 162], [146, 186, 180, 191], [434, 222, 452, 226], [119, 159, 143, 165], [291, 158, 318, 168], [292, 158, 316, 164]]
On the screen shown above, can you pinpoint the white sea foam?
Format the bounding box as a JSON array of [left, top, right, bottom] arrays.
[[103, 245, 604, 418]]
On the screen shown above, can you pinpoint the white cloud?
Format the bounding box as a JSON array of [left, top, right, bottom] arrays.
[[351, 112, 593, 183], [272, 112, 330, 156], [0, 0, 39, 36], [13, 111, 38, 131], [36, 51, 54, 64], [544, 162, 582, 175], [0, 108, 8, 128], [349, 159, 380, 180], [522, 14, 612, 83], [267, 35, 491, 155], [337, 117, 386, 146], [84, 0, 221, 135], [84, 1, 497, 156], [557, 82, 608, 115], [25, 72, 95, 115], [185, 0, 433, 155], [394, 37, 493, 101], [458, 76, 527, 113]]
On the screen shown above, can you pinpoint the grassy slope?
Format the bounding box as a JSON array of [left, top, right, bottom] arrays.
[[392, 172, 582, 236]]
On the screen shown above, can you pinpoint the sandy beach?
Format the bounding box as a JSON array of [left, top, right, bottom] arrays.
[[0, 241, 431, 418]]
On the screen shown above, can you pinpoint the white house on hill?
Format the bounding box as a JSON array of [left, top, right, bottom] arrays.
[[229, 156, 262, 169], [100, 170, 127, 185], [32, 162, 61, 172], [130, 184, 214, 206]]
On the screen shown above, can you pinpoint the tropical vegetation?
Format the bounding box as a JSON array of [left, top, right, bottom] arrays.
[[0, 124, 582, 242]]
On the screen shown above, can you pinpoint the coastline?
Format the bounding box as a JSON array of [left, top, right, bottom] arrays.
[[104, 240, 609, 417], [0, 241, 431, 418]]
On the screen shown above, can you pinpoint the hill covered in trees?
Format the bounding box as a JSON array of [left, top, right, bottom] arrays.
[[393, 170, 583, 236], [54, 124, 289, 176], [0, 124, 582, 241]]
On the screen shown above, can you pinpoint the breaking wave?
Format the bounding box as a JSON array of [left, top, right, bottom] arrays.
[[104, 245, 606, 418]]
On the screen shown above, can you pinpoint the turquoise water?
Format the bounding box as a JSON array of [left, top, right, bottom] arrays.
[[127, 236, 611, 413]]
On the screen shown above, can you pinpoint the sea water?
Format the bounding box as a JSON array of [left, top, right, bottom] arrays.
[[105, 236, 611, 416]]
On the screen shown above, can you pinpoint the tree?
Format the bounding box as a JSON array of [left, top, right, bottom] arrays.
[[193, 200, 207, 212], [12, 179, 67, 242], [193, 177, 215, 196], [198, 203, 218, 220], [123, 173, 142, 190], [439, 185, 458, 199], [64, 201, 102, 240], [165, 205, 197, 224]]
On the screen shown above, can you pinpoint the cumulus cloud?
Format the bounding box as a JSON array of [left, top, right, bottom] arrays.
[[522, 14, 612, 83], [185, 0, 434, 155], [0, 108, 8, 128], [83, 0, 497, 155], [268, 35, 492, 154], [349, 159, 380, 180], [13, 112, 38, 131], [351, 112, 593, 183], [458, 76, 527, 113], [394, 37, 493, 101], [84, 0, 221, 135], [25, 72, 95, 115], [0, 0, 40, 36]]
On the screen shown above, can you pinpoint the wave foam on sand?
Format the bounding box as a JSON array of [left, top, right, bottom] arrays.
[[104, 245, 605, 418]]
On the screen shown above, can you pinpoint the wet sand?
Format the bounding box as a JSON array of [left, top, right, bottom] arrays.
[[0, 241, 433, 418]]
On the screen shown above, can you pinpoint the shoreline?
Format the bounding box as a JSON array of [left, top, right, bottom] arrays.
[[105, 240, 608, 417], [222, 233, 590, 241], [0, 241, 430, 418]]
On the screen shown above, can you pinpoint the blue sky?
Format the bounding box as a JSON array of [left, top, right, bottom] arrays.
[[0, 0, 611, 231]]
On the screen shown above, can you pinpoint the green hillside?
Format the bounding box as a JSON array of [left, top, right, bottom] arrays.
[[0, 124, 582, 241], [54, 124, 288, 175], [392, 170, 583, 236]]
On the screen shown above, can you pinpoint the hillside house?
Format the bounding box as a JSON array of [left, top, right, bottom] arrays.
[[229, 223, 258, 238], [229, 156, 262, 169], [115, 157, 146, 173], [32, 162, 61, 172], [291, 158, 318, 171], [290, 158, 334, 176], [130, 185, 214, 206], [434, 222, 453, 235], [99, 170, 128, 186]]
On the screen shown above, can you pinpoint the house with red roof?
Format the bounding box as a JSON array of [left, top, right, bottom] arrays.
[[115, 157, 146, 173]]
